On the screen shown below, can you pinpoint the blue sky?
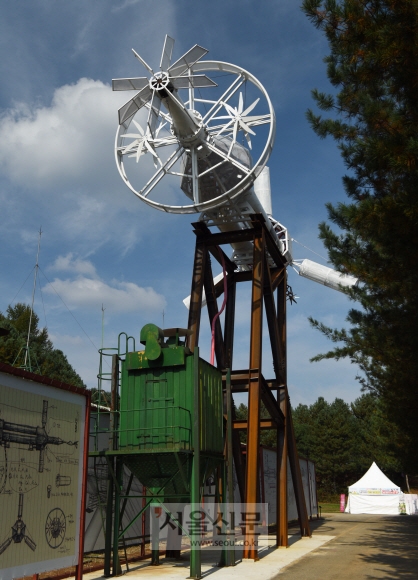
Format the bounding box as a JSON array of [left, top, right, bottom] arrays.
[[0, 0, 363, 407]]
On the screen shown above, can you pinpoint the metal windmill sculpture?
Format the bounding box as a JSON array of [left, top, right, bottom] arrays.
[[109, 36, 358, 571]]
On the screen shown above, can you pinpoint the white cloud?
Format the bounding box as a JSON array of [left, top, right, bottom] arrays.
[[111, 0, 142, 12], [0, 78, 125, 190], [48, 333, 85, 348], [44, 274, 166, 314], [0, 74, 181, 257], [50, 253, 97, 277], [47, 331, 100, 389]]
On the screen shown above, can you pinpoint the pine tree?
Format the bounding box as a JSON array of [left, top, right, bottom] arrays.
[[292, 395, 404, 497], [350, 393, 401, 479], [293, 398, 360, 496], [302, 0, 418, 472], [0, 303, 85, 388]]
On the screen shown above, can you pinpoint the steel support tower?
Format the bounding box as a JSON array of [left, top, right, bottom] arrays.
[[186, 214, 311, 558]]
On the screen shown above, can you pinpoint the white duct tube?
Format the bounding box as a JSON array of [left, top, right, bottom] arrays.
[[211, 184, 285, 261], [205, 167, 290, 265], [253, 166, 272, 217], [295, 259, 358, 292], [183, 168, 293, 310]]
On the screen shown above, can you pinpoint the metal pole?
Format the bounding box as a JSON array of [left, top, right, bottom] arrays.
[[277, 273, 288, 547], [190, 347, 201, 579], [104, 461, 114, 577], [112, 459, 123, 575], [279, 388, 288, 547], [150, 505, 160, 566], [187, 243, 206, 353], [76, 391, 91, 580], [276, 419, 281, 548], [111, 355, 119, 450], [225, 368, 235, 566], [243, 226, 264, 560], [204, 252, 225, 369], [141, 487, 147, 556], [24, 227, 42, 370], [224, 275, 236, 369], [287, 406, 311, 537]]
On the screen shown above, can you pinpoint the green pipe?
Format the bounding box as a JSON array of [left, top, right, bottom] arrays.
[[190, 349, 201, 579]]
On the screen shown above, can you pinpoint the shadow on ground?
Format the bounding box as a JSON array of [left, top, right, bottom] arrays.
[[356, 515, 418, 579]]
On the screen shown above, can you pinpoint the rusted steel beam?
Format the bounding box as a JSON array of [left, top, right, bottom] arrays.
[[224, 371, 258, 389], [271, 268, 285, 292], [186, 242, 206, 352], [277, 272, 288, 547], [229, 382, 284, 394], [233, 419, 277, 430], [210, 249, 235, 275], [250, 214, 286, 269], [234, 268, 282, 287], [231, 399, 245, 502], [224, 274, 236, 370], [260, 376, 285, 427], [243, 228, 264, 560], [276, 425, 281, 549], [203, 251, 225, 369], [234, 270, 253, 283], [192, 221, 236, 273], [263, 259, 286, 385], [265, 379, 285, 390], [287, 402, 311, 537], [223, 372, 284, 394], [192, 228, 256, 247], [277, 274, 287, 381], [279, 388, 288, 547], [226, 369, 257, 382]]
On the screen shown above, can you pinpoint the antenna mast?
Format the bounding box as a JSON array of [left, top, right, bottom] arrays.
[[101, 304, 106, 349], [22, 227, 42, 371]]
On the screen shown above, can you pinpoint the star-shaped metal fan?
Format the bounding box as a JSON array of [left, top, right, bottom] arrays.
[[214, 92, 262, 149], [112, 35, 216, 138], [121, 118, 166, 167]]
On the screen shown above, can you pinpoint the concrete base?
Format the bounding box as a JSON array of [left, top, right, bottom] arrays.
[[82, 533, 335, 580]]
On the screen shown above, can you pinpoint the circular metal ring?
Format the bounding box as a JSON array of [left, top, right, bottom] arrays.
[[115, 60, 275, 214]]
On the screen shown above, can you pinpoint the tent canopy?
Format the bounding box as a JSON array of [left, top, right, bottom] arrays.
[[349, 462, 400, 495], [346, 462, 401, 515]]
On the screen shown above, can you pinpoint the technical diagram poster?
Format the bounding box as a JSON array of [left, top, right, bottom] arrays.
[[0, 371, 87, 580]]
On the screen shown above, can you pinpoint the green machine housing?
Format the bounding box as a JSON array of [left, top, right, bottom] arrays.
[[118, 324, 224, 500]]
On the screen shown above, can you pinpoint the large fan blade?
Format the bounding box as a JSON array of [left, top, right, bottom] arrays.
[[147, 91, 162, 139], [223, 101, 237, 117], [232, 120, 238, 144], [132, 119, 145, 135], [132, 49, 154, 75], [239, 119, 256, 136], [24, 536, 37, 552], [112, 77, 149, 91], [171, 75, 217, 89], [122, 139, 140, 154], [168, 44, 208, 77], [118, 85, 152, 125], [160, 35, 175, 71], [0, 537, 12, 556], [242, 98, 260, 116], [155, 121, 167, 138], [143, 139, 159, 159], [238, 92, 243, 114]]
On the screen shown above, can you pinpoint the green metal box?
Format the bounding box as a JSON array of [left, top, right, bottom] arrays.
[[119, 346, 223, 455]]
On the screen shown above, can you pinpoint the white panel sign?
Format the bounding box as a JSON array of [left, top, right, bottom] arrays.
[[0, 371, 87, 580]]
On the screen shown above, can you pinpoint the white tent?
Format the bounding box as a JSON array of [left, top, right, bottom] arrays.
[[345, 462, 401, 515]]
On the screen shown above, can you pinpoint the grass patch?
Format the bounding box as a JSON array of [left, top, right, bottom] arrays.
[[319, 502, 342, 513]]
